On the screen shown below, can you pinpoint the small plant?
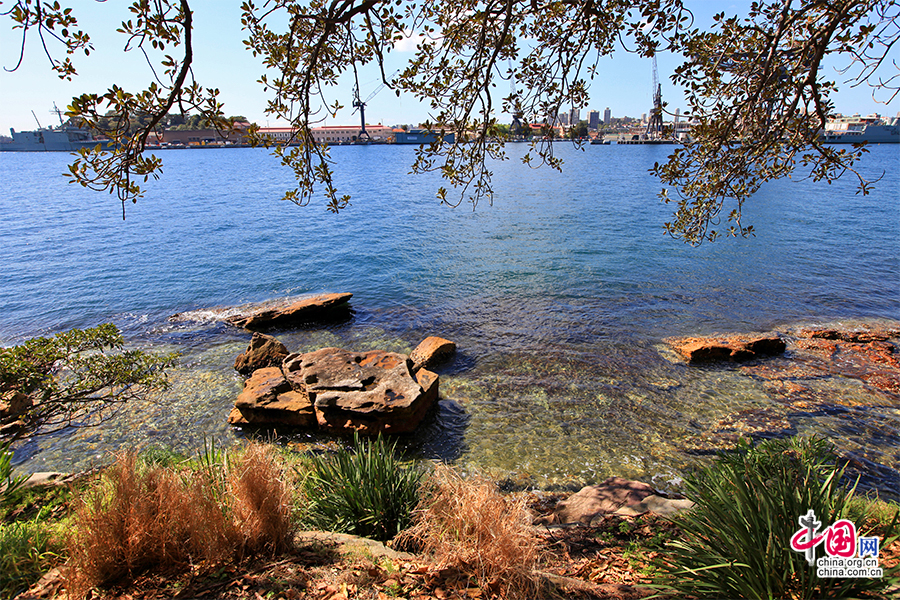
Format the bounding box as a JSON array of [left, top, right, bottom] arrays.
[[398, 465, 547, 600], [302, 433, 424, 543], [1, 439, 27, 503], [66, 442, 294, 598], [653, 436, 899, 599]]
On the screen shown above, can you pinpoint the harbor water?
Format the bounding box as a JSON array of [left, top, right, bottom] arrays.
[[1, 143, 898, 496]]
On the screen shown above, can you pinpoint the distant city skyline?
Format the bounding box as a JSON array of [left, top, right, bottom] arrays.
[[0, 1, 894, 133]]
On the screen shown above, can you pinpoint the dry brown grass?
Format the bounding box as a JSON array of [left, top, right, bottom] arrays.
[[64, 443, 294, 599], [399, 464, 547, 600], [228, 442, 293, 555]]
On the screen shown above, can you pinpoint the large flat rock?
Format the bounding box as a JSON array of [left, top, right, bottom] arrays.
[[225, 293, 352, 330], [283, 348, 439, 434]]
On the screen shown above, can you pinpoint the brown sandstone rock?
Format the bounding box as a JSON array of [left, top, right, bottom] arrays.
[[233, 332, 289, 375], [0, 391, 32, 421], [797, 327, 900, 344], [666, 333, 786, 363], [409, 336, 457, 373], [283, 348, 438, 434], [550, 477, 657, 524], [229, 366, 315, 427], [226, 293, 352, 330]]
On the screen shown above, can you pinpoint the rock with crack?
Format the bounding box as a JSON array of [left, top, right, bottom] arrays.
[[228, 366, 316, 428], [283, 347, 439, 434]]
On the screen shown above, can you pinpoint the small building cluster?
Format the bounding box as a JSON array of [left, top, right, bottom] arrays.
[[153, 122, 454, 147]]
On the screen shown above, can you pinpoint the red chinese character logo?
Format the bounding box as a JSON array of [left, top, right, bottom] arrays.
[[825, 519, 857, 558]]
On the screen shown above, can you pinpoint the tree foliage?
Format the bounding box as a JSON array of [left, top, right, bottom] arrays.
[[0, 324, 175, 441], [3, 0, 897, 243]]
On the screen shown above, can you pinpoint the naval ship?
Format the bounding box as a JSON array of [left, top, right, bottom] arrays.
[[0, 105, 107, 152], [821, 113, 900, 144]]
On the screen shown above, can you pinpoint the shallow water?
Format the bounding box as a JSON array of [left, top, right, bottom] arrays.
[[1, 143, 898, 496]]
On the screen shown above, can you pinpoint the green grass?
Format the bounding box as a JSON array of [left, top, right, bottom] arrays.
[[0, 519, 64, 598], [652, 436, 899, 599], [0, 479, 70, 600], [301, 433, 425, 542], [137, 443, 188, 468]]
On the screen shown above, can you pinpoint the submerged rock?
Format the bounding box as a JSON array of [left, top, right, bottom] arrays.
[[233, 332, 289, 375], [225, 292, 353, 330], [665, 333, 786, 363]]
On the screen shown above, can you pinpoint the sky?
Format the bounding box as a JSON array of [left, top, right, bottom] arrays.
[[1, 1, 896, 133]]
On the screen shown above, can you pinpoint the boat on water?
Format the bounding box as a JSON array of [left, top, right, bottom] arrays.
[[0, 123, 106, 152], [0, 105, 107, 152], [821, 113, 899, 144]]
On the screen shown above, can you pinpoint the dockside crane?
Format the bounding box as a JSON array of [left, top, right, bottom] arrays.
[[508, 59, 525, 137], [645, 54, 664, 139], [351, 70, 399, 142]]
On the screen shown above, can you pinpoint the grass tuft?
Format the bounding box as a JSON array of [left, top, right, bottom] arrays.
[[652, 436, 899, 599], [65, 442, 294, 599], [0, 519, 64, 598], [399, 465, 547, 600], [302, 433, 424, 543], [229, 442, 293, 555]]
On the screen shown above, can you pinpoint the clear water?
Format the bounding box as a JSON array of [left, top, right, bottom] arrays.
[[1, 144, 898, 496]]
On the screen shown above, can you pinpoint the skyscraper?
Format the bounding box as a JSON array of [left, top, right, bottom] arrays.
[[588, 110, 600, 129], [569, 107, 580, 125], [603, 107, 611, 125]]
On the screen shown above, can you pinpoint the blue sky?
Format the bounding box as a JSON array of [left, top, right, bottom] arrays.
[[1, 1, 895, 132]]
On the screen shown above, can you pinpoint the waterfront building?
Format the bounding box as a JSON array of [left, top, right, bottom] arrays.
[[257, 124, 393, 144], [161, 121, 252, 145], [604, 107, 611, 125], [588, 110, 600, 130]]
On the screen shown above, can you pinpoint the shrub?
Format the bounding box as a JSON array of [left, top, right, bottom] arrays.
[[65, 442, 294, 598], [398, 465, 547, 600], [228, 442, 293, 554], [302, 433, 424, 542], [0, 324, 175, 441], [653, 436, 899, 599]]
